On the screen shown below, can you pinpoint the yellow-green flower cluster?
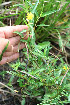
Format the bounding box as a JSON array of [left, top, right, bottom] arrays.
[[63, 66, 69, 70], [26, 12, 34, 20]]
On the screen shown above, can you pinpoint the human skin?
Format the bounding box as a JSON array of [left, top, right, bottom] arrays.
[[0, 25, 28, 65]]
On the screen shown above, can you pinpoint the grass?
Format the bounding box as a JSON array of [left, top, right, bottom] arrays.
[[0, 0, 70, 105]]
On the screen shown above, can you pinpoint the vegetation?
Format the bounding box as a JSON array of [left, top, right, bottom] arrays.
[[0, 0, 70, 105]]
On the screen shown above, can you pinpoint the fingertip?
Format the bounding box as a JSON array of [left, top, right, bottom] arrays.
[[0, 53, 19, 65]]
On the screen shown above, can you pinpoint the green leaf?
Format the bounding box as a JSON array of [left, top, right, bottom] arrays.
[[0, 41, 9, 61], [28, 1, 39, 17], [25, 0, 29, 12], [37, 24, 50, 26], [33, 68, 44, 74], [0, 71, 6, 75], [13, 31, 22, 35], [56, 30, 63, 51], [0, 11, 23, 19], [27, 1, 33, 8], [46, 45, 51, 57], [38, 41, 50, 49], [68, 94, 70, 101], [13, 4, 25, 10], [21, 98, 25, 105], [13, 31, 24, 38], [31, 0, 39, 14], [21, 29, 27, 33], [23, 18, 28, 25], [54, 69, 62, 77], [20, 39, 27, 43], [8, 75, 14, 86], [41, 9, 60, 17]]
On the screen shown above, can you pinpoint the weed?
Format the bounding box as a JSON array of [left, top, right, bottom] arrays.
[[0, 0, 70, 105]]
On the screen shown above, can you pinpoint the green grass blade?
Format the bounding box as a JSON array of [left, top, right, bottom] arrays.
[[0, 41, 9, 61], [53, 3, 69, 25], [0, 11, 23, 19]]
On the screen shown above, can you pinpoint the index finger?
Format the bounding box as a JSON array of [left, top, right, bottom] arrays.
[[2, 25, 28, 38]]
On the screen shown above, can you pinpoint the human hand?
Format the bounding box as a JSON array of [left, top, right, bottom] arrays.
[[0, 25, 28, 65]]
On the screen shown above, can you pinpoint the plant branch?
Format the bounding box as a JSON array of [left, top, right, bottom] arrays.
[[18, 70, 38, 79]]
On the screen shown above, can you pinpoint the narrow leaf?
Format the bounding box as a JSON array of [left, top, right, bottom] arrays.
[[31, 0, 39, 14], [13, 4, 25, 10], [28, 1, 39, 17], [0, 41, 9, 61], [21, 98, 25, 105], [56, 30, 63, 51], [13, 31, 24, 38], [33, 68, 44, 74], [37, 24, 50, 26], [41, 9, 60, 17], [21, 29, 27, 33], [68, 94, 70, 101]]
